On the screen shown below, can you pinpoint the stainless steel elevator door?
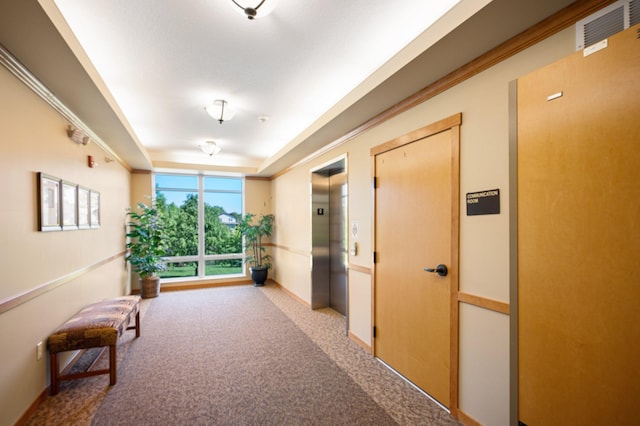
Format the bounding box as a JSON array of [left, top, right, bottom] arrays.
[[311, 161, 347, 316], [311, 173, 330, 310], [328, 171, 347, 315]]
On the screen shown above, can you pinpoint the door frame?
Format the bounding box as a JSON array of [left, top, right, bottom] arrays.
[[508, 80, 520, 426], [370, 112, 461, 415]]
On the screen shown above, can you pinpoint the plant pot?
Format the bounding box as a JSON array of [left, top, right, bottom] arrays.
[[250, 266, 268, 287], [140, 276, 161, 298]]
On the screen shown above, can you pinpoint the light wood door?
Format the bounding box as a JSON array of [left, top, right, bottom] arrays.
[[373, 116, 460, 408], [517, 25, 640, 425]]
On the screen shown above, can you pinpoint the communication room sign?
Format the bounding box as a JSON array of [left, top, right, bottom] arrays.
[[466, 189, 500, 216]]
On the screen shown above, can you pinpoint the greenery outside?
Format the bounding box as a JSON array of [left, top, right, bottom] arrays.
[[158, 260, 243, 279], [154, 191, 244, 278]]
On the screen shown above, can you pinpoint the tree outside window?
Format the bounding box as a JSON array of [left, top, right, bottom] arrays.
[[155, 174, 243, 279]]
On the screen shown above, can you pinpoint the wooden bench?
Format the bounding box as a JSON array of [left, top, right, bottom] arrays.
[[47, 295, 141, 395]]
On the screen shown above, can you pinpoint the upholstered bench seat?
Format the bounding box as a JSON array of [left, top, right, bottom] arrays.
[[48, 295, 141, 395]]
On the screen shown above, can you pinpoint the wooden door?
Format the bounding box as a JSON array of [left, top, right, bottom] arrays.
[[517, 25, 640, 425], [373, 115, 460, 408]]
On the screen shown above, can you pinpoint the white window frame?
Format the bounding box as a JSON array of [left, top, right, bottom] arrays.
[[154, 173, 244, 282]]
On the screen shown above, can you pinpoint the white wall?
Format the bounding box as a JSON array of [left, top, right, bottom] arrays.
[[270, 27, 576, 425], [0, 65, 131, 426]]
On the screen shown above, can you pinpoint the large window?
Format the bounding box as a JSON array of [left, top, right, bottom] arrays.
[[155, 174, 243, 279]]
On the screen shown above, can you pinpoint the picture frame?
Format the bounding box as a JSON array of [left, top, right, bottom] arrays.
[[78, 186, 91, 229], [90, 190, 100, 228], [62, 181, 79, 230], [38, 173, 62, 231], [37, 172, 100, 232]]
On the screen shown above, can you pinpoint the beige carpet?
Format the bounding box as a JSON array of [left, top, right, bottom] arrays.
[[25, 284, 460, 425]]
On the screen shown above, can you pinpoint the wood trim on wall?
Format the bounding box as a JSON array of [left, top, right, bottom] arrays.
[[347, 263, 372, 275], [272, 280, 311, 308], [457, 409, 483, 426], [0, 251, 126, 315], [458, 291, 510, 315], [271, 0, 615, 179], [143, 279, 254, 294], [269, 243, 310, 258], [14, 389, 48, 426], [348, 331, 372, 354]]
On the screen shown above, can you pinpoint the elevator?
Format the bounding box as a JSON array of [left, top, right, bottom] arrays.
[[311, 158, 347, 320]]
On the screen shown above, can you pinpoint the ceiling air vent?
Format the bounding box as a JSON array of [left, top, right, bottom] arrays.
[[576, 0, 638, 50]]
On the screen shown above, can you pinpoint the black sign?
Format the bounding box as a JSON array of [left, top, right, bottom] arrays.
[[466, 189, 500, 216]]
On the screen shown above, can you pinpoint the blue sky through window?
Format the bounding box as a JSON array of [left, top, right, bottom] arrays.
[[155, 174, 242, 214]]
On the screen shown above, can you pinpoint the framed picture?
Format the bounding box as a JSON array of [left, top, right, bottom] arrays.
[[62, 181, 78, 230], [78, 186, 91, 229], [90, 190, 100, 228], [38, 173, 62, 231], [37, 172, 100, 232]]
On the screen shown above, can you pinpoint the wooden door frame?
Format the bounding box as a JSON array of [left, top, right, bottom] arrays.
[[508, 80, 520, 426], [370, 112, 461, 416]]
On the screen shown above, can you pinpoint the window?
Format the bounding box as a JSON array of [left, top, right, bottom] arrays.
[[155, 174, 243, 279]]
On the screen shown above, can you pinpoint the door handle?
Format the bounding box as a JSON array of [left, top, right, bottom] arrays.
[[423, 264, 448, 277]]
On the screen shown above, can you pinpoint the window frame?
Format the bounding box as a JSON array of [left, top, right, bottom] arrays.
[[154, 173, 244, 281]]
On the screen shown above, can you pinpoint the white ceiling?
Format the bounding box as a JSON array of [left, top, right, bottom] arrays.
[[44, 0, 466, 173], [0, 0, 578, 175]]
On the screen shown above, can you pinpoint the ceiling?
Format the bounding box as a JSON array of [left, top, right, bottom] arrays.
[[0, 0, 577, 176]]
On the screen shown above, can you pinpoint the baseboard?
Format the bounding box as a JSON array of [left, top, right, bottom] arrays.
[[130, 279, 254, 295], [270, 280, 311, 308], [457, 409, 483, 426], [348, 331, 372, 354], [14, 388, 48, 426], [160, 279, 254, 292], [15, 348, 87, 426]]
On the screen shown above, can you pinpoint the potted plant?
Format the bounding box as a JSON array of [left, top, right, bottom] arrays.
[[125, 200, 168, 298], [237, 213, 274, 286]]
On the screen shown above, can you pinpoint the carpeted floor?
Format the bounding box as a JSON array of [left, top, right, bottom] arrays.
[[25, 284, 461, 425]]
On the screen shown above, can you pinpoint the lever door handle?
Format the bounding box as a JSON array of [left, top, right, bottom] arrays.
[[423, 264, 448, 277]]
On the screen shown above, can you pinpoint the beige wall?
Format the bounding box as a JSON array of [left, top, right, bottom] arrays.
[[270, 27, 576, 426], [0, 66, 132, 426], [128, 171, 152, 291]]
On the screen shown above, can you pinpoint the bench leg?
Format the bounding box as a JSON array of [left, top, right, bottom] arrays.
[[135, 311, 140, 337], [50, 351, 59, 396], [126, 310, 141, 338], [109, 345, 117, 386]]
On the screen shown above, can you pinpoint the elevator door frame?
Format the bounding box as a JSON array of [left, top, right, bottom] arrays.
[[311, 155, 348, 333]]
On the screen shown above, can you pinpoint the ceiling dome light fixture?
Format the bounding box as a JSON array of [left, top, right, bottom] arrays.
[[230, 0, 277, 20], [205, 99, 235, 124], [199, 140, 221, 157]]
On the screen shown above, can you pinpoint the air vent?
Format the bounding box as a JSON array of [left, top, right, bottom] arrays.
[[576, 0, 638, 50], [631, 0, 640, 25]]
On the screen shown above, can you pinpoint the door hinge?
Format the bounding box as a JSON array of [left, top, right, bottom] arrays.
[[373, 251, 377, 263], [373, 326, 376, 338], [373, 176, 377, 189]]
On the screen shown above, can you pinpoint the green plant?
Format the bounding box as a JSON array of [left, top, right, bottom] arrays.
[[125, 200, 168, 278], [237, 213, 274, 269]]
